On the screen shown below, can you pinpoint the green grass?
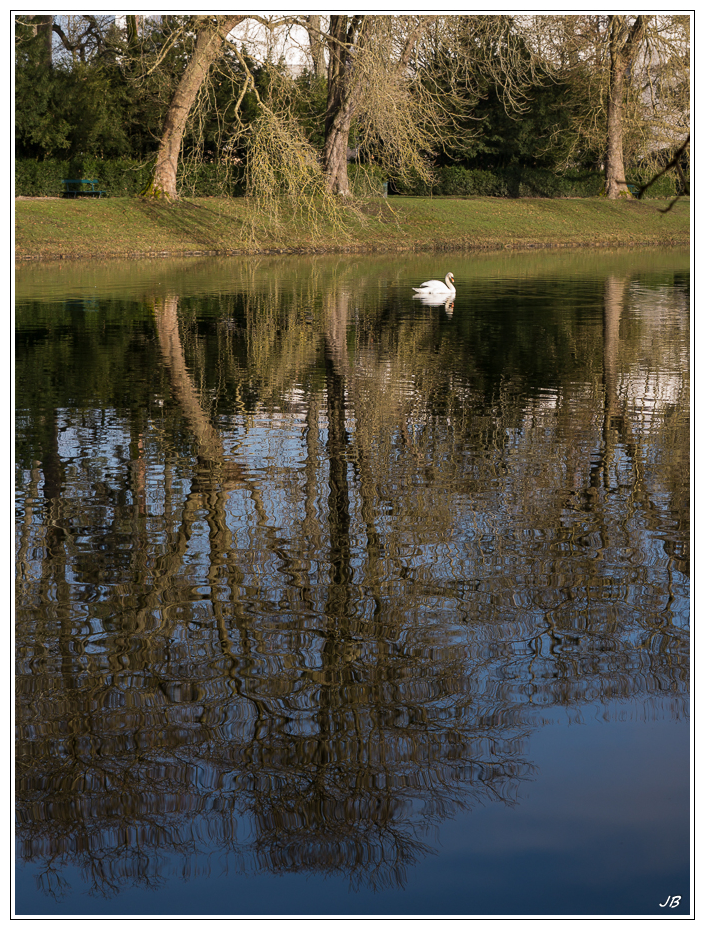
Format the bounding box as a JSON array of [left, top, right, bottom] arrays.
[[15, 194, 690, 261]]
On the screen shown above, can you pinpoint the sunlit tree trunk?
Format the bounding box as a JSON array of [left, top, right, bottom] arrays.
[[144, 15, 243, 200], [322, 16, 366, 196], [323, 106, 355, 196], [605, 15, 649, 199]]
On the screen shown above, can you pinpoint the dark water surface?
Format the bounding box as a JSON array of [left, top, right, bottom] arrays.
[[14, 249, 690, 916]]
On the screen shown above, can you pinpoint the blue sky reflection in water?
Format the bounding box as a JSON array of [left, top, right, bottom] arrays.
[[14, 249, 690, 917]]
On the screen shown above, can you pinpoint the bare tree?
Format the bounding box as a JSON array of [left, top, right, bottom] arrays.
[[545, 15, 689, 198], [605, 15, 649, 198], [15, 14, 116, 66], [142, 15, 244, 199], [137, 14, 556, 205], [137, 13, 686, 208], [320, 16, 443, 195]]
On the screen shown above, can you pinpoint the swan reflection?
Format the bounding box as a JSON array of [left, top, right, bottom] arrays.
[[413, 292, 455, 315]]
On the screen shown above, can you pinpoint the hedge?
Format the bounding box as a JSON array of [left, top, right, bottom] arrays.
[[15, 157, 680, 200], [394, 164, 678, 199], [14, 157, 245, 198], [14, 157, 387, 199]]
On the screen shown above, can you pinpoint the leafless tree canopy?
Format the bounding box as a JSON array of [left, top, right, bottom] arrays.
[[17, 15, 688, 204]]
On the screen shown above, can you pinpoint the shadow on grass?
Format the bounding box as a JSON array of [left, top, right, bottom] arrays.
[[132, 198, 244, 248]]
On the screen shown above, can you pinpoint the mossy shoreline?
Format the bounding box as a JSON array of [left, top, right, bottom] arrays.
[[14, 195, 690, 262]]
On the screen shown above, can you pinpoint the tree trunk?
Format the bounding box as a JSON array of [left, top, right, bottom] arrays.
[[605, 59, 628, 199], [305, 15, 327, 78], [322, 16, 366, 195], [126, 15, 140, 50], [323, 15, 352, 195], [604, 15, 649, 199], [144, 16, 243, 200], [323, 108, 355, 195]]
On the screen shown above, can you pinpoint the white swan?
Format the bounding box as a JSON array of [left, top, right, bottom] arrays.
[[413, 272, 455, 296]]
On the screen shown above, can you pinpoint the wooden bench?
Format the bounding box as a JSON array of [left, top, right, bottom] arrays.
[[61, 179, 107, 198]]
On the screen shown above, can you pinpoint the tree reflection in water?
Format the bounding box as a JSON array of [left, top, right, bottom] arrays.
[[15, 255, 689, 902]]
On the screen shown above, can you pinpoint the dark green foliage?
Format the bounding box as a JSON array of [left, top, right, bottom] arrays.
[[174, 161, 246, 197], [14, 16, 686, 202], [629, 168, 677, 199], [290, 71, 328, 151], [14, 28, 72, 158], [15, 25, 137, 160], [15, 16, 171, 161], [395, 165, 605, 198], [14, 156, 246, 198], [15, 158, 149, 197], [16, 157, 676, 201], [440, 80, 578, 172], [393, 162, 676, 199], [15, 159, 71, 197]]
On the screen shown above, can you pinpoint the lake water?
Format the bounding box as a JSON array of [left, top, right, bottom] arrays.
[[14, 248, 690, 917]]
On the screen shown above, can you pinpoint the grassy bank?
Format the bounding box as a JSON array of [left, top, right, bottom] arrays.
[[14, 194, 690, 261]]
